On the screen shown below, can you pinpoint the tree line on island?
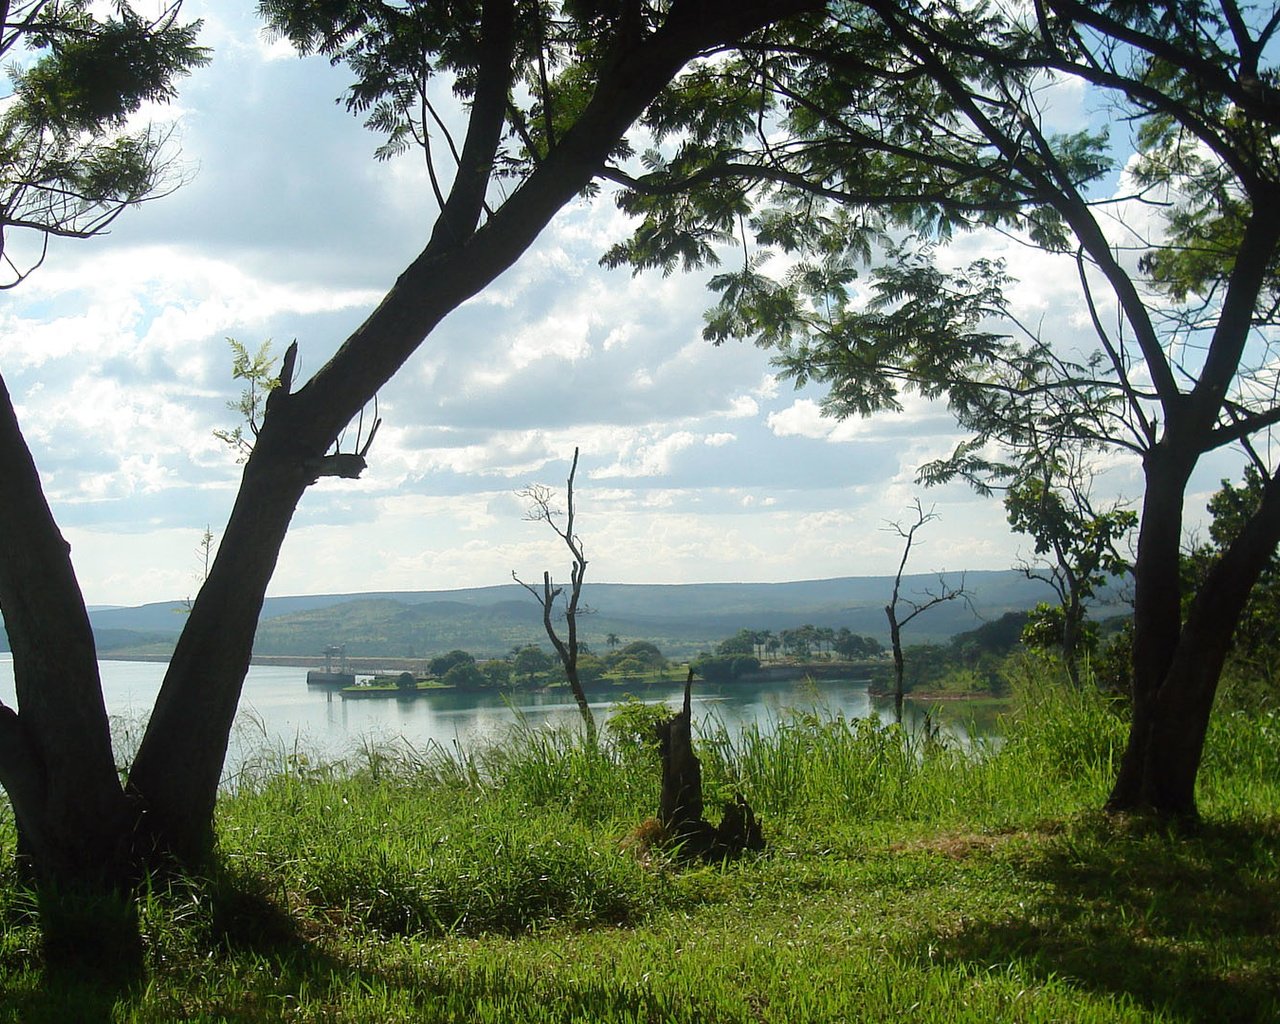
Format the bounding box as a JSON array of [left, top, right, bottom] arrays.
[[362, 627, 887, 692]]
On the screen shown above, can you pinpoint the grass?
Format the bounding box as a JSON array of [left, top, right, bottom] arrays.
[[0, 679, 1277, 1022]]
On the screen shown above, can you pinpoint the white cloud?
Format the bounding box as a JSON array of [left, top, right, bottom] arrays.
[[767, 399, 830, 440], [594, 431, 699, 478], [2, 1, 1170, 606]]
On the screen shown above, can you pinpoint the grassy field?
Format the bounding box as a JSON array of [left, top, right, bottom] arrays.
[[0, 675, 1277, 1022]]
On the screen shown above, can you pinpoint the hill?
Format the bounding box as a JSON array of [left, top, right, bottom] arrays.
[[0, 572, 1098, 661]]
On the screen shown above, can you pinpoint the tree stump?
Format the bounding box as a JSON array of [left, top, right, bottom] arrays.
[[655, 672, 763, 861]]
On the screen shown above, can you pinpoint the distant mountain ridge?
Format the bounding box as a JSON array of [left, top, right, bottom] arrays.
[[0, 572, 1108, 661]]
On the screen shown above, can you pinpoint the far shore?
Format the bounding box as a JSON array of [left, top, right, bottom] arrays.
[[96, 653, 885, 682], [99, 652, 439, 673]]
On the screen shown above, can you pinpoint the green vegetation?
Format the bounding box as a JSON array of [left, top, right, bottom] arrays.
[[1, 666, 1276, 1021], [869, 612, 1030, 698], [690, 652, 760, 683]]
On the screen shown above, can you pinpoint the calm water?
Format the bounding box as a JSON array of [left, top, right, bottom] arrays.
[[0, 656, 998, 782]]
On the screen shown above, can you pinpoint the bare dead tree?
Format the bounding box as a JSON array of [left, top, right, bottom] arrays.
[[514, 447, 594, 743], [884, 499, 970, 724]]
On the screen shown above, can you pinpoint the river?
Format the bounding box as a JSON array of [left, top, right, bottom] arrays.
[[0, 656, 1002, 783]]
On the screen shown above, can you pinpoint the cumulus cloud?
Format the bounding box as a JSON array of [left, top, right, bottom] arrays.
[[0, 1, 1162, 605]]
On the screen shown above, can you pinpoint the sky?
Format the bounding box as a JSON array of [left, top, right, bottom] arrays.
[[0, 3, 1247, 608]]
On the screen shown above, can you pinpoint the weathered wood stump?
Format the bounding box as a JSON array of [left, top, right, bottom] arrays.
[[655, 672, 764, 861]]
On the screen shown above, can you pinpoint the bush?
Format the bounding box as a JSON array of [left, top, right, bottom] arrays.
[[691, 653, 760, 683], [610, 656, 650, 678], [606, 641, 667, 671], [606, 696, 670, 763], [576, 653, 606, 684], [443, 661, 489, 690], [429, 649, 475, 677], [513, 645, 554, 682], [481, 659, 511, 687]]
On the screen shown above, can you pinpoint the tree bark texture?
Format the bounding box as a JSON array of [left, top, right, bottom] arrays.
[[1109, 448, 1280, 816], [655, 674, 763, 861], [885, 605, 905, 725], [0, 373, 143, 971]]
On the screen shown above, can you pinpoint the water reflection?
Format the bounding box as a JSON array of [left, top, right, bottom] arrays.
[[0, 656, 1003, 780]]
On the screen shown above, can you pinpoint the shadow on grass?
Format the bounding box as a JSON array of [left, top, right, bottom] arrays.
[[928, 814, 1280, 1024], [0, 862, 694, 1024]]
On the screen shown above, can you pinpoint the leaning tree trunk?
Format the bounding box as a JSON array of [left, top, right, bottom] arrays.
[[0, 373, 141, 972], [125, 414, 315, 861], [119, 0, 822, 865]]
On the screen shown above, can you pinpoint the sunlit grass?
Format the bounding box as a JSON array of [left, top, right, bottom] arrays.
[[0, 674, 1276, 1022]]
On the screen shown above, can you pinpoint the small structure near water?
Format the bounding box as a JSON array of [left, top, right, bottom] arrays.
[[306, 644, 355, 687]]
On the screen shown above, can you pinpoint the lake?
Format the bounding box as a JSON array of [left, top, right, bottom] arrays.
[[0, 656, 1001, 783]]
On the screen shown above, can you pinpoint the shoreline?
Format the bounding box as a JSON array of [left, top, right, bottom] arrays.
[[97, 653, 886, 678]]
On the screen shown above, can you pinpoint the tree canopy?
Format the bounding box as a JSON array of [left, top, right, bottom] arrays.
[[0, 1, 208, 286], [608, 0, 1280, 815]]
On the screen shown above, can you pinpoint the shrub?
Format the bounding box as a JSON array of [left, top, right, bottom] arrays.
[[691, 654, 760, 683], [443, 661, 489, 690], [429, 649, 475, 677]]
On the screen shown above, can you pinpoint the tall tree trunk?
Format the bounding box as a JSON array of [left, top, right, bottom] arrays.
[[1109, 450, 1280, 816], [1061, 590, 1082, 689], [125, 417, 313, 861], [885, 604, 905, 725], [1107, 447, 1191, 811], [0, 373, 140, 970]]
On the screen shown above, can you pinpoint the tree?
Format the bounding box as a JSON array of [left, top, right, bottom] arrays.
[[780, 626, 810, 659], [0, 2, 208, 288], [429, 649, 476, 678], [608, 640, 668, 670], [1002, 448, 1136, 687], [716, 629, 757, 656], [481, 659, 512, 689], [755, 629, 774, 660], [605, 632, 621, 652], [608, 0, 1280, 818], [512, 645, 554, 685], [883, 500, 969, 723], [442, 661, 489, 691], [833, 628, 881, 660], [515, 447, 595, 742], [0, 0, 825, 957]]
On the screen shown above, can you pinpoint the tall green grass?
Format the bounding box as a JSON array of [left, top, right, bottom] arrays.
[[0, 672, 1276, 1023], [204, 671, 1136, 946]]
